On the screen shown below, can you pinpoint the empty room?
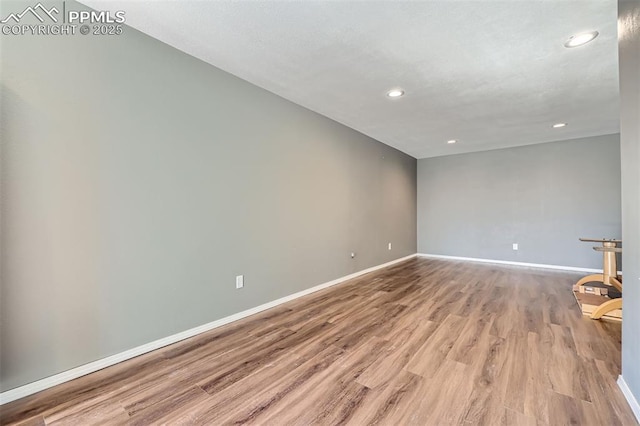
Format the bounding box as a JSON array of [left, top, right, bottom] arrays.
[[1, 0, 639, 424]]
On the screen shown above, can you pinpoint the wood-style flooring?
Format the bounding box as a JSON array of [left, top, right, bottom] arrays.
[[1, 258, 637, 425]]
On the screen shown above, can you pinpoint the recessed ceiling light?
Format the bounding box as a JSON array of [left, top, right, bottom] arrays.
[[564, 31, 599, 48], [553, 123, 567, 128], [386, 89, 404, 98], [447, 139, 457, 144]]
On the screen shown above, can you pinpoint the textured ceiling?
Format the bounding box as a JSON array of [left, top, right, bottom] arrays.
[[81, 0, 619, 158]]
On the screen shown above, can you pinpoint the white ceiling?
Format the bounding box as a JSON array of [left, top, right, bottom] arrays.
[[81, 0, 620, 158]]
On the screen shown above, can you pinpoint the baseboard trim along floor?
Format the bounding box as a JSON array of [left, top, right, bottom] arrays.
[[417, 253, 607, 274], [618, 375, 640, 423], [0, 253, 417, 405]]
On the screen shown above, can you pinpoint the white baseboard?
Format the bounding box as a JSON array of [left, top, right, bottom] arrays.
[[0, 253, 416, 405], [618, 375, 640, 423], [417, 253, 605, 274]]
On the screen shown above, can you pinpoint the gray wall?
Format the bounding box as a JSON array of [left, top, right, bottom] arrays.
[[619, 0, 640, 409], [417, 134, 621, 269], [0, 3, 417, 391]]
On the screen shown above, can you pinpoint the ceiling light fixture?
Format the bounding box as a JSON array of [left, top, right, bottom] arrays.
[[386, 89, 405, 98], [564, 31, 599, 48], [553, 123, 567, 128], [447, 139, 457, 144]]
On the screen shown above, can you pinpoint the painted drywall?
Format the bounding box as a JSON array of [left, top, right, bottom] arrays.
[[618, 0, 640, 410], [417, 134, 621, 269], [0, 1, 416, 391]]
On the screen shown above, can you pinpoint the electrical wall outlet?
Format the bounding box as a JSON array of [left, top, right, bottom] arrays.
[[388, 243, 392, 250], [235, 275, 244, 289], [512, 243, 518, 251]]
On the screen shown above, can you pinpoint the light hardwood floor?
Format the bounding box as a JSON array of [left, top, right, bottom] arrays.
[[1, 258, 637, 425]]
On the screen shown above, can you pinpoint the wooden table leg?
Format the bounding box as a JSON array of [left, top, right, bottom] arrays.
[[575, 238, 623, 321], [574, 273, 605, 290], [574, 240, 620, 290], [609, 277, 622, 292], [601, 241, 618, 285], [590, 298, 623, 320]]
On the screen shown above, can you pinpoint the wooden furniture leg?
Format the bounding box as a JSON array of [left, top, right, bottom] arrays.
[[600, 241, 618, 284], [574, 238, 623, 321], [573, 273, 605, 290], [609, 277, 623, 292], [575, 239, 620, 289], [591, 298, 623, 320]]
